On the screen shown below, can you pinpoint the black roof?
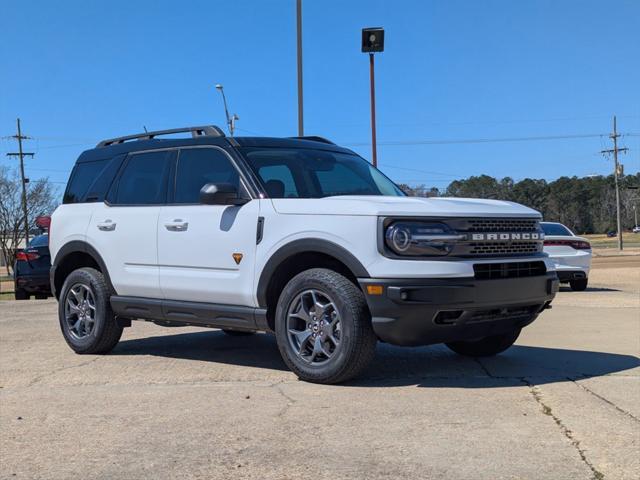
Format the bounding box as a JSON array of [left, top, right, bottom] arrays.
[[77, 130, 353, 164]]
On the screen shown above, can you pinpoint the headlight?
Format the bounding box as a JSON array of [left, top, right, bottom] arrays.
[[384, 221, 465, 256]]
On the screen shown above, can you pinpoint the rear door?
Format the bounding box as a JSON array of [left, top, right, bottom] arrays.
[[87, 149, 174, 298], [157, 146, 259, 306]]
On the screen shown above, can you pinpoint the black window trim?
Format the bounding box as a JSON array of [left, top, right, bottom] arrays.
[[104, 148, 176, 207], [167, 145, 254, 206]]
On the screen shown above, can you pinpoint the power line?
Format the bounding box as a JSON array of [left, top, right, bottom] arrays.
[[344, 133, 608, 147]]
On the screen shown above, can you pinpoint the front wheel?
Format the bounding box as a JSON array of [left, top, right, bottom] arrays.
[[275, 268, 377, 384], [446, 328, 521, 357], [569, 278, 588, 291], [58, 267, 123, 354]]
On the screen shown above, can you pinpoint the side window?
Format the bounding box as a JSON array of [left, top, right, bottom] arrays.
[[174, 148, 240, 204], [258, 165, 299, 198], [63, 160, 108, 204], [111, 151, 172, 205]]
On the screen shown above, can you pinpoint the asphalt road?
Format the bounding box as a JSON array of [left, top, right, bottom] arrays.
[[1, 266, 638, 480]]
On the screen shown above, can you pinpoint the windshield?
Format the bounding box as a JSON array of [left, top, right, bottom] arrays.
[[541, 223, 573, 236], [240, 147, 405, 198]]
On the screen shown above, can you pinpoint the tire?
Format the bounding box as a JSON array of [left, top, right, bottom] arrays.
[[275, 268, 377, 384], [222, 329, 255, 336], [446, 328, 521, 357], [14, 289, 29, 300], [569, 278, 588, 291], [58, 267, 123, 354]]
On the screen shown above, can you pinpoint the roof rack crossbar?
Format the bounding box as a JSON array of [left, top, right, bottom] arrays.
[[97, 125, 225, 147], [289, 136, 335, 145]]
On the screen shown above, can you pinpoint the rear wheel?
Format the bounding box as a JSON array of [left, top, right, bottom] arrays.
[[14, 289, 29, 300], [446, 328, 521, 357], [275, 268, 377, 384], [569, 278, 588, 291], [58, 267, 123, 354]]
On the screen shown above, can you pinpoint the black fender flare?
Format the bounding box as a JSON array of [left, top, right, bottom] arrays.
[[51, 240, 115, 297], [256, 238, 370, 307]]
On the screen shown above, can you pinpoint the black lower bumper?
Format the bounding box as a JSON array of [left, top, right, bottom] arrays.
[[359, 273, 558, 346], [15, 275, 52, 294]]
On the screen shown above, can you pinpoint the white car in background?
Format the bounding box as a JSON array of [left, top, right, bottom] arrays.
[[541, 222, 591, 291]]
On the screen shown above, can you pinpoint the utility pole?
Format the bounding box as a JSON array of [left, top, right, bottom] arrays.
[[296, 0, 304, 136], [6, 118, 34, 245], [600, 115, 628, 251]]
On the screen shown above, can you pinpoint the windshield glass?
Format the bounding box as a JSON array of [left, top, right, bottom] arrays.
[[240, 147, 405, 198], [541, 223, 573, 236]]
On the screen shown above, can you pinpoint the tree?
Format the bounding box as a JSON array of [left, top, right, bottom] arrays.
[[0, 166, 59, 275]]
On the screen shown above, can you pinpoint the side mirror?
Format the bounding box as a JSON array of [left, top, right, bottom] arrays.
[[199, 183, 249, 206]]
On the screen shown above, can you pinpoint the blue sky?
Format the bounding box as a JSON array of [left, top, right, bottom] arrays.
[[1, 0, 639, 193]]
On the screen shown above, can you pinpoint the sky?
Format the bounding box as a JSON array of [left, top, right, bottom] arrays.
[[1, 0, 639, 194]]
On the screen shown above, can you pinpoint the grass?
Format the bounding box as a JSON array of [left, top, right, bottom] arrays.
[[583, 232, 640, 249], [0, 292, 15, 301]]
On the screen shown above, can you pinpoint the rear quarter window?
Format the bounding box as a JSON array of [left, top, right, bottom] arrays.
[[62, 155, 125, 204]]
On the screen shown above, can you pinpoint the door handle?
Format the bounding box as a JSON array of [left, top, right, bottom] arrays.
[[164, 219, 189, 232], [97, 220, 116, 231]]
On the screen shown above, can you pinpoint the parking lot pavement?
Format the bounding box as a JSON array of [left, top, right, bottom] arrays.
[[1, 267, 639, 480]]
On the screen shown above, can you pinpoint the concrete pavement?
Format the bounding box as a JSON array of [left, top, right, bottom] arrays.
[[0, 266, 638, 479]]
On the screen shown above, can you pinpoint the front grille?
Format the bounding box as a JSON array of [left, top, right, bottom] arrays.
[[466, 218, 538, 232], [473, 261, 546, 280], [469, 241, 542, 256]]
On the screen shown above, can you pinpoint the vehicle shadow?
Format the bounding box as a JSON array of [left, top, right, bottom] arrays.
[[114, 330, 639, 388], [559, 286, 620, 292]]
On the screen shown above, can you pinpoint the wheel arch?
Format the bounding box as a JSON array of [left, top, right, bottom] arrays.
[[256, 238, 370, 330], [52, 241, 115, 299]]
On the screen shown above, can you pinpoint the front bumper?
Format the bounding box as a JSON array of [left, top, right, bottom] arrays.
[[359, 273, 558, 346]]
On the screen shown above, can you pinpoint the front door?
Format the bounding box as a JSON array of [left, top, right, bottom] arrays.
[[157, 146, 259, 306]]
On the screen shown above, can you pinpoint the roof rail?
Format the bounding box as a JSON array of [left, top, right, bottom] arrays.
[[289, 136, 335, 145], [97, 125, 225, 147]]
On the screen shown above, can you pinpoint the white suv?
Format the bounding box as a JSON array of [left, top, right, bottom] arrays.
[[49, 126, 558, 383]]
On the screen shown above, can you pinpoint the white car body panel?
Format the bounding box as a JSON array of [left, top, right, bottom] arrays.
[[86, 203, 162, 298], [157, 201, 260, 305], [51, 195, 552, 309]]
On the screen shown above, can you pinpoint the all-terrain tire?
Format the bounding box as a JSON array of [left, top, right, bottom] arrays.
[[446, 328, 521, 357], [58, 267, 123, 354], [275, 268, 377, 384], [569, 278, 588, 291]]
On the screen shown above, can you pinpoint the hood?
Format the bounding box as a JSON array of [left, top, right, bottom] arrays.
[[270, 196, 541, 218]]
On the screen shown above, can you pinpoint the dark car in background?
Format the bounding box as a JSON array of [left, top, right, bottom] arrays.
[[14, 233, 52, 300]]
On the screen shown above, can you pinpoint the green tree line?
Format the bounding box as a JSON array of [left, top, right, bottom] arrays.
[[399, 173, 640, 234]]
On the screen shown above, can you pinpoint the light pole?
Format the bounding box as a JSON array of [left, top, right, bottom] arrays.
[[361, 27, 384, 168], [296, 0, 304, 136], [215, 84, 239, 136]]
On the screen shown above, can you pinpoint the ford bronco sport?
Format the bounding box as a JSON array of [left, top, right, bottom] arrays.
[[50, 125, 558, 384]]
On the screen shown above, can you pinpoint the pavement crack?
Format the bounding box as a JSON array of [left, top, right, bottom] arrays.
[[26, 357, 102, 387], [271, 382, 296, 417], [522, 379, 605, 480], [569, 376, 640, 423]]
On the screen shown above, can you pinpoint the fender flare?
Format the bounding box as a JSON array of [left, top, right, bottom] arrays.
[[52, 240, 115, 297], [256, 238, 370, 307]]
